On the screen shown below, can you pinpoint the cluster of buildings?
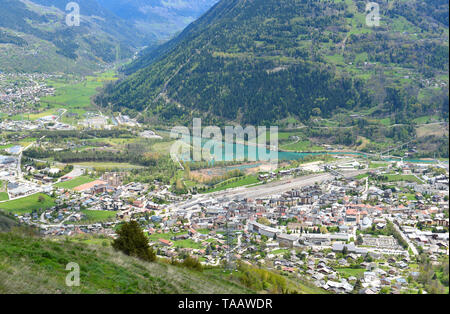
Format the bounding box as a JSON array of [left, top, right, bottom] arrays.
[[138, 161, 448, 294], [0, 73, 56, 116], [0, 113, 73, 131], [115, 114, 140, 127], [79, 113, 110, 129], [6, 156, 449, 294], [15, 173, 183, 234]]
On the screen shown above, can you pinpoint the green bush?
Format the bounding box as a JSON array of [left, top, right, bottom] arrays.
[[182, 255, 203, 272], [112, 221, 156, 262]]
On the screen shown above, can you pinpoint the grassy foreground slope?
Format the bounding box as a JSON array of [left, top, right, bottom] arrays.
[[0, 232, 253, 294], [0, 212, 18, 232]]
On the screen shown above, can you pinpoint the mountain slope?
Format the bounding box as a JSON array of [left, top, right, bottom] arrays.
[[96, 0, 449, 125], [0, 231, 253, 294], [97, 0, 219, 42], [0, 0, 148, 74], [0, 231, 326, 294], [0, 212, 18, 232]]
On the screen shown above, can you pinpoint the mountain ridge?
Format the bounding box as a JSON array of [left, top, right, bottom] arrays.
[[0, 0, 219, 74], [0, 0, 146, 73], [96, 0, 449, 125]]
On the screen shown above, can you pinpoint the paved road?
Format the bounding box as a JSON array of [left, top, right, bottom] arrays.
[[17, 142, 34, 179], [362, 177, 369, 200], [37, 212, 78, 228]]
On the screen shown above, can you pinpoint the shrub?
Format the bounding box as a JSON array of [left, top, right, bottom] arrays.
[[112, 221, 156, 262], [181, 255, 203, 272]]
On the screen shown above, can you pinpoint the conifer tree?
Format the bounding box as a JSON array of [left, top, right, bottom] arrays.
[[112, 220, 156, 262]]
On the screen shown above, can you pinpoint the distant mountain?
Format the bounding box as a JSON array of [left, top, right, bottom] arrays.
[[0, 0, 151, 74], [97, 0, 449, 125], [97, 0, 219, 42]]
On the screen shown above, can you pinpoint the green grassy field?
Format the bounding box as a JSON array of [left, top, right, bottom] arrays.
[[271, 249, 290, 255], [0, 230, 328, 294], [6, 71, 118, 124], [148, 232, 204, 249], [74, 162, 145, 170], [204, 267, 327, 294], [71, 235, 113, 246], [0, 181, 8, 201], [173, 239, 203, 249], [384, 174, 423, 184], [148, 231, 188, 242], [42, 73, 116, 109], [280, 140, 324, 152], [0, 193, 55, 215], [54, 176, 96, 189], [399, 193, 417, 201], [336, 268, 366, 278], [369, 162, 389, 169], [412, 115, 441, 124], [204, 176, 260, 193], [149, 231, 202, 249], [0, 144, 14, 150], [79, 210, 116, 224], [0, 193, 8, 201], [37, 71, 118, 124]]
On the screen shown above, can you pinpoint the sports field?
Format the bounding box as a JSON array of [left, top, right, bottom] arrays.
[[54, 176, 96, 189]]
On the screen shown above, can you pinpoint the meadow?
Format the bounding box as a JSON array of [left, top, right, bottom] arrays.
[[0, 181, 8, 201], [0, 193, 55, 215], [54, 176, 96, 189], [36, 71, 119, 124], [336, 267, 366, 278], [384, 174, 423, 184], [79, 210, 117, 224], [280, 140, 324, 152], [203, 175, 259, 193], [0, 193, 8, 201], [73, 162, 145, 170]]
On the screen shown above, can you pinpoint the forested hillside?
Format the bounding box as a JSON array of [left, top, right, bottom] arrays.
[[96, 0, 449, 125]]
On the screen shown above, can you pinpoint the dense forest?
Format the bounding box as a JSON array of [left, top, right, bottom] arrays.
[[0, 30, 27, 46]]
